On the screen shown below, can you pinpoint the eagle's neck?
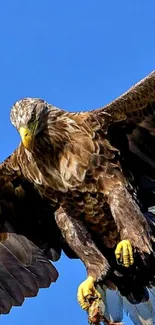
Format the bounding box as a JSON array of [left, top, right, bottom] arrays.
[[19, 109, 96, 194], [22, 110, 86, 192]]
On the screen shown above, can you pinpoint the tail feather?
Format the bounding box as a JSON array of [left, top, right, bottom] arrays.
[[105, 289, 123, 323], [97, 286, 123, 323], [98, 286, 155, 325], [123, 295, 155, 325], [148, 288, 155, 314]]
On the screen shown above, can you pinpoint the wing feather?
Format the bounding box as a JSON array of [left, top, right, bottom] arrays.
[[92, 70, 155, 124], [0, 152, 77, 314]]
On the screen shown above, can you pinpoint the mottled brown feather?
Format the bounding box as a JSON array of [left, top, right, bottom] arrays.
[[0, 160, 79, 314], [1, 70, 155, 314], [9, 72, 155, 268]]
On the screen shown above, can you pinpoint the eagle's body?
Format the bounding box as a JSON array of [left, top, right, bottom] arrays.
[[15, 108, 122, 250], [1, 71, 155, 323], [10, 95, 151, 255]]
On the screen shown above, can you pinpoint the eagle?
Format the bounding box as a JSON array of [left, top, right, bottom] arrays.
[[1, 70, 155, 324]]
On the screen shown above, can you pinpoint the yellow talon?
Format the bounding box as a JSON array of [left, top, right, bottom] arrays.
[[77, 276, 101, 311], [115, 239, 134, 267]]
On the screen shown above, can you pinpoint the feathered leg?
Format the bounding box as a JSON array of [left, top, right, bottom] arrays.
[[107, 185, 152, 267], [55, 207, 110, 311]]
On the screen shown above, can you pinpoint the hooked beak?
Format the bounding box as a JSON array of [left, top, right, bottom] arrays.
[[19, 126, 35, 151]]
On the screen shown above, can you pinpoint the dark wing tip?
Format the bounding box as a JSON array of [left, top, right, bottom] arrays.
[[0, 232, 58, 315]]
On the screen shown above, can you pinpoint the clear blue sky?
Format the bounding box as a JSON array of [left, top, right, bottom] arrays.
[[0, 1, 155, 324]]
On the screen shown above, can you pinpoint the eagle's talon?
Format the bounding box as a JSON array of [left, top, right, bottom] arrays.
[[77, 276, 101, 311], [115, 239, 134, 267]]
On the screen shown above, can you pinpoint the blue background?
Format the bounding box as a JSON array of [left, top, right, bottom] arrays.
[[0, 1, 155, 324]]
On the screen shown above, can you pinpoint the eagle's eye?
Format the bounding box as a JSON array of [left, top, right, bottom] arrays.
[[27, 106, 37, 125]]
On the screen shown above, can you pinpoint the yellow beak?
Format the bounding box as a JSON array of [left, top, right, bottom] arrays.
[[19, 127, 34, 151]]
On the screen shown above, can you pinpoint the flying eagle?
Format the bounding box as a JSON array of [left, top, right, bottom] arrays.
[[1, 71, 155, 324]]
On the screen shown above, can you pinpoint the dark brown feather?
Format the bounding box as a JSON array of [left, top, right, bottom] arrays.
[[2, 70, 155, 313], [0, 160, 79, 314]]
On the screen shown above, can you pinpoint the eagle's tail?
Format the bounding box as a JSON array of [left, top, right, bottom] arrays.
[[97, 286, 155, 325]]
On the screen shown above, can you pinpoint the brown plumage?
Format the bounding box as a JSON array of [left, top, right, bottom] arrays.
[[0, 170, 79, 314], [1, 71, 155, 321]]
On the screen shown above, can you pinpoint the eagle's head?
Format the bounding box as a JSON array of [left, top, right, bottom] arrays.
[[10, 97, 50, 151]]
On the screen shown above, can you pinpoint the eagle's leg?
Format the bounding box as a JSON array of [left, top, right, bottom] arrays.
[[55, 207, 110, 311], [108, 184, 152, 267], [115, 239, 134, 267]]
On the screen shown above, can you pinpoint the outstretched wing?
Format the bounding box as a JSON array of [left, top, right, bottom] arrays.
[[0, 152, 77, 315], [88, 71, 155, 324], [92, 70, 155, 176], [90, 71, 155, 209], [92, 70, 155, 126]]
